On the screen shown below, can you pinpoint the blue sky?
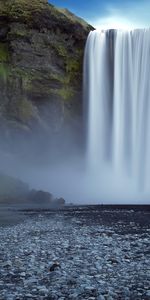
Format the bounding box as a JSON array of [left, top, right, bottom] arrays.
[[49, 0, 150, 29]]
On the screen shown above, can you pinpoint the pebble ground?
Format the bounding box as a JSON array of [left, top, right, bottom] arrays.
[[0, 206, 150, 300]]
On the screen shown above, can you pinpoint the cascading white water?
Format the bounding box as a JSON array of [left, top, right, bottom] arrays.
[[84, 29, 150, 200]]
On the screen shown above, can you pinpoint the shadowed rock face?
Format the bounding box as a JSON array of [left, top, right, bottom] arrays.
[[0, 0, 93, 156]]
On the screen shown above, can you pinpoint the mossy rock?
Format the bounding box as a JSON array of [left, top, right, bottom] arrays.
[[0, 0, 93, 148], [0, 63, 9, 81], [17, 98, 36, 122], [0, 43, 9, 63], [50, 87, 74, 102], [7, 97, 37, 123]]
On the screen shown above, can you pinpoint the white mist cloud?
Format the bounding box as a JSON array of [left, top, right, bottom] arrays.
[[90, 1, 150, 30]]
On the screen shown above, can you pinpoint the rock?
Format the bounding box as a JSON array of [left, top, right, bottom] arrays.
[[146, 290, 150, 297], [98, 296, 105, 300], [107, 257, 119, 264], [24, 278, 38, 285], [49, 261, 60, 272], [28, 190, 53, 204], [0, 0, 94, 157], [28, 189, 66, 207], [3, 260, 12, 268], [54, 197, 65, 206], [25, 294, 33, 298], [39, 287, 48, 295], [0, 207, 149, 300], [20, 272, 26, 277]]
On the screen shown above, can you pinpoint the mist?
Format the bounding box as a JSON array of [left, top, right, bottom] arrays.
[[1, 29, 150, 205], [0, 130, 150, 205]]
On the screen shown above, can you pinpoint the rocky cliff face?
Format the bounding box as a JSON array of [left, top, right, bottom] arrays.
[[0, 0, 93, 155]]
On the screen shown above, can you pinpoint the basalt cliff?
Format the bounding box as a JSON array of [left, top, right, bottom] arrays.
[[0, 0, 93, 155]]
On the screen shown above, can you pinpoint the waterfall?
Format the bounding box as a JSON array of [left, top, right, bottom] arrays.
[[84, 29, 150, 200]]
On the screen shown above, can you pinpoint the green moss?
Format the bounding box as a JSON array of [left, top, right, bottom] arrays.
[[8, 0, 47, 19], [65, 56, 82, 86], [13, 68, 34, 80], [50, 87, 74, 101], [20, 71, 35, 92], [11, 68, 41, 92], [48, 56, 80, 101], [50, 72, 70, 85], [61, 49, 82, 83], [10, 28, 28, 39], [66, 57, 81, 74], [50, 48, 81, 89], [57, 87, 74, 101], [0, 64, 9, 81], [17, 98, 35, 122], [53, 44, 67, 58], [0, 1, 9, 16], [8, 97, 35, 122], [0, 43, 9, 63]]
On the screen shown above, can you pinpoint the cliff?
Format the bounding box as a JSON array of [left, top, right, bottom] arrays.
[[0, 0, 93, 154]]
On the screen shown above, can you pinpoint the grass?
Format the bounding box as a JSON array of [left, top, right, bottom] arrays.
[[0, 0, 48, 21]]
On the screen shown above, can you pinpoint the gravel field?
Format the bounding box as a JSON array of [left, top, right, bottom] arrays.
[[0, 206, 150, 300]]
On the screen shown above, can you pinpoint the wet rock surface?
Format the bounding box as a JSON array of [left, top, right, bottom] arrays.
[[0, 206, 150, 299]]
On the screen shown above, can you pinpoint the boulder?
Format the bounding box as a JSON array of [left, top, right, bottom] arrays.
[[28, 189, 53, 204], [54, 197, 65, 206]]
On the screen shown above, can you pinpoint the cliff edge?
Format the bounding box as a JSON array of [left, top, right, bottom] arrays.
[[0, 0, 93, 154]]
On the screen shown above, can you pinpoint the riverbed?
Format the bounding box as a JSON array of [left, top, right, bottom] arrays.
[[0, 206, 150, 299]]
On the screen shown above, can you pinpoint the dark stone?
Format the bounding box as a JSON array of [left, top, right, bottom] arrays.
[[55, 197, 65, 206], [28, 190, 53, 203], [49, 261, 60, 272]]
